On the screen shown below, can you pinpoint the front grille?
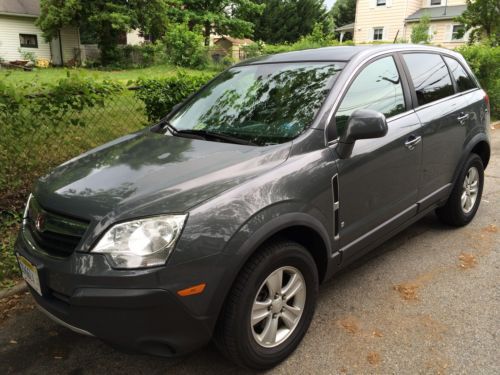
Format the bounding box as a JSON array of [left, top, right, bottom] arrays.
[[25, 197, 89, 257]]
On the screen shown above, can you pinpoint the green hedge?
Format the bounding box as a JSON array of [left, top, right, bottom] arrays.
[[457, 43, 500, 119], [135, 71, 215, 122]]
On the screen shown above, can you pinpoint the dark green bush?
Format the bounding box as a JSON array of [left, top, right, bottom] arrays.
[[458, 43, 500, 119], [135, 71, 215, 122], [163, 24, 209, 69]]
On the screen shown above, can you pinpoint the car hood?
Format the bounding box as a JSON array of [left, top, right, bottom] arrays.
[[35, 130, 291, 221]]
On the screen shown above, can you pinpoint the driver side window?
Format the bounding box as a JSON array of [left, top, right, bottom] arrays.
[[335, 56, 406, 137]]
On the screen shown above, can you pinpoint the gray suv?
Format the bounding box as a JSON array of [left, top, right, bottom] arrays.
[[16, 45, 490, 370]]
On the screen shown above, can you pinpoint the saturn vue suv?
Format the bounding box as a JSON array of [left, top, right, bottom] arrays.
[[16, 45, 490, 370]]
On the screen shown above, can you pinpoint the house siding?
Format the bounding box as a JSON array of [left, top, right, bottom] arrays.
[[354, 0, 467, 47], [0, 15, 51, 61], [59, 26, 81, 63]]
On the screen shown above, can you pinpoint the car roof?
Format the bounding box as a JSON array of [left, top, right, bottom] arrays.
[[236, 44, 459, 66]]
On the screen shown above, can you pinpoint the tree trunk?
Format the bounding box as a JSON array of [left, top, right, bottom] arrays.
[[204, 22, 211, 46]]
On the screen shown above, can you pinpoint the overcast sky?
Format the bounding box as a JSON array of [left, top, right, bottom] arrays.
[[324, 0, 337, 10]]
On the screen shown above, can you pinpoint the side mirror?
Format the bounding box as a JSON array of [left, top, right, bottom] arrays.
[[336, 109, 388, 159]]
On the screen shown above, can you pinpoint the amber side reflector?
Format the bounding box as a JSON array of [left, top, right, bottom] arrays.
[[177, 283, 206, 297]]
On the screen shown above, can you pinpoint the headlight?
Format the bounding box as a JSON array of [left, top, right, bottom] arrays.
[[92, 215, 187, 269]]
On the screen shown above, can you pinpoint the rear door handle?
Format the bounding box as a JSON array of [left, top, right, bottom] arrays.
[[404, 135, 421, 150], [457, 112, 469, 123]]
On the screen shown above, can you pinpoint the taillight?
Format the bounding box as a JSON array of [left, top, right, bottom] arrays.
[[484, 93, 490, 113]]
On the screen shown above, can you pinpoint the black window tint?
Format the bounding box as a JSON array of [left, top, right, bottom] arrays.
[[444, 56, 477, 92], [335, 56, 405, 137], [403, 53, 454, 106]]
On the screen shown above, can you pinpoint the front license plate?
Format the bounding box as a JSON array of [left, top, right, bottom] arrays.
[[17, 255, 42, 296]]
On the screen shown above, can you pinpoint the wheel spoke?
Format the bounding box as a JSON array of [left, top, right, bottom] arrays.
[[251, 300, 272, 326], [281, 274, 303, 299], [461, 191, 467, 208], [281, 304, 301, 328], [260, 315, 279, 344], [266, 269, 283, 296], [466, 195, 472, 210]]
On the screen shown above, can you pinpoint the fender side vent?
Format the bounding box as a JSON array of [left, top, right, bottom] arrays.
[[332, 174, 340, 240]]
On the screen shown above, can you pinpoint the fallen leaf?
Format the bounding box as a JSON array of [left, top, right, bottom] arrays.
[[9, 340, 17, 344], [367, 351, 381, 365]]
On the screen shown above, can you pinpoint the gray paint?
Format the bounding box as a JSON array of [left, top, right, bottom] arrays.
[[16, 45, 491, 356]]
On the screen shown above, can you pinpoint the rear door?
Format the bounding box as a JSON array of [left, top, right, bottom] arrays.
[[401, 53, 467, 208], [333, 54, 422, 262]]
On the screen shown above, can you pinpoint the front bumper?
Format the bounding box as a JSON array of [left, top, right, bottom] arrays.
[[15, 232, 217, 357]]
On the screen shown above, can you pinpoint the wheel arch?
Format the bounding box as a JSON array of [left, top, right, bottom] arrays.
[[453, 134, 490, 186]]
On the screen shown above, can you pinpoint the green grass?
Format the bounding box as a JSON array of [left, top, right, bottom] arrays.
[[0, 64, 216, 85]]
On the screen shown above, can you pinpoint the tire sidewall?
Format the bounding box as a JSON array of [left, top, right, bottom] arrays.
[[235, 243, 318, 368], [456, 154, 484, 223]]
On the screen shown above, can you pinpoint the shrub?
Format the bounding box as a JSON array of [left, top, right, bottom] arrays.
[[163, 24, 208, 69], [411, 14, 432, 44], [135, 71, 215, 122], [458, 42, 500, 119]]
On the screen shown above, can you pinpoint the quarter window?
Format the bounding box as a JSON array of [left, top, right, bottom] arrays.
[[335, 56, 406, 137], [403, 53, 454, 106], [444, 57, 477, 92], [19, 34, 38, 48], [373, 28, 384, 41]]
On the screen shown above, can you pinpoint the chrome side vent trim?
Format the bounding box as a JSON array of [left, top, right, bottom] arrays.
[[332, 174, 340, 240]]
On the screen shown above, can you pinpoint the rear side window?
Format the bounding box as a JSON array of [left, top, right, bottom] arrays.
[[403, 53, 454, 106], [443, 56, 477, 92], [335, 56, 405, 137]]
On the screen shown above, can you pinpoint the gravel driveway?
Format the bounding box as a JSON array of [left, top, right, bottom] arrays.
[[1, 128, 499, 375]]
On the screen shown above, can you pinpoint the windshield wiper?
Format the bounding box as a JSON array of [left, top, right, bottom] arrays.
[[176, 129, 257, 146], [159, 119, 179, 135]]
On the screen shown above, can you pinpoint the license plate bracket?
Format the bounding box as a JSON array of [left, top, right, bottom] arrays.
[[17, 254, 42, 296]]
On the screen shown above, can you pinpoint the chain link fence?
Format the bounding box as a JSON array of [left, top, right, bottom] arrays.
[[0, 88, 148, 212]]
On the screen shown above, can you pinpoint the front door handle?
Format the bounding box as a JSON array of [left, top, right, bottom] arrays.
[[457, 112, 469, 124], [404, 135, 421, 150]]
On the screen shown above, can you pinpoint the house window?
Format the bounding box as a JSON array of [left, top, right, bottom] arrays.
[[430, 0, 441, 5], [19, 34, 38, 48], [377, 0, 386, 6], [373, 28, 384, 41], [452, 25, 464, 40]]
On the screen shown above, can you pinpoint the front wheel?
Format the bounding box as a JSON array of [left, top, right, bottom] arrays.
[[215, 240, 318, 370], [436, 153, 484, 226]]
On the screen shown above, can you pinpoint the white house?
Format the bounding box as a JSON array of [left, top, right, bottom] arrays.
[[0, 0, 83, 65]]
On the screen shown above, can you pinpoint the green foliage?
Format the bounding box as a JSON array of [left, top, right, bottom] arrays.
[[119, 41, 167, 68], [0, 72, 123, 134], [135, 72, 215, 122], [411, 15, 432, 44], [330, 0, 356, 38], [18, 49, 37, 62], [455, 0, 499, 45], [0, 211, 22, 286], [458, 43, 500, 119], [171, 0, 264, 46], [163, 24, 209, 69], [240, 0, 329, 44]]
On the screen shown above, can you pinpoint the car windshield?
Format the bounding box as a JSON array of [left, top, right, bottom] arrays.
[[168, 62, 345, 146]]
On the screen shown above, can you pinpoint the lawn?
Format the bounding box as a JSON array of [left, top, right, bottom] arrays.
[[0, 64, 215, 85]]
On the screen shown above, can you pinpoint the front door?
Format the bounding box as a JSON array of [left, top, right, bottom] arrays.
[[332, 55, 422, 262]]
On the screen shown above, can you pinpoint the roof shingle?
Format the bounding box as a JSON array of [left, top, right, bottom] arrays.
[[405, 5, 467, 22], [0, 0, 40, 17]]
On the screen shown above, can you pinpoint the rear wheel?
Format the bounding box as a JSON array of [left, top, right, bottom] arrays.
[[436, 153, 484, 226], [215, 239, 318, 370]]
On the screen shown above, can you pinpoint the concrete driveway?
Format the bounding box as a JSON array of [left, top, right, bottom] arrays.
[[1, 129, 499, 375]]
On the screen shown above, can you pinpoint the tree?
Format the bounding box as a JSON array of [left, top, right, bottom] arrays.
[[455, 0, 499, 45], [241, 0, 329, 44], [171, 0, 264, 46], [330, 0, 355, 35], [411, 15, 431, 44], [37, 0, 174, 65]]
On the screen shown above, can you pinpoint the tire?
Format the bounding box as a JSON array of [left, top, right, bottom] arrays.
[[214, 239, 319, 370], [436, 153, 484, 227]]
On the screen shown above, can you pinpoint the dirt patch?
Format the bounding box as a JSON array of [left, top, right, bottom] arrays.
[[482, 224, 498, 233], [394, 283, 420, 300], [458, 253, 477, 269], [337, 316, 360, 334], [367, 351, 381, 365], [372, 329, 383, 338], [0, 292, 34, 324]]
